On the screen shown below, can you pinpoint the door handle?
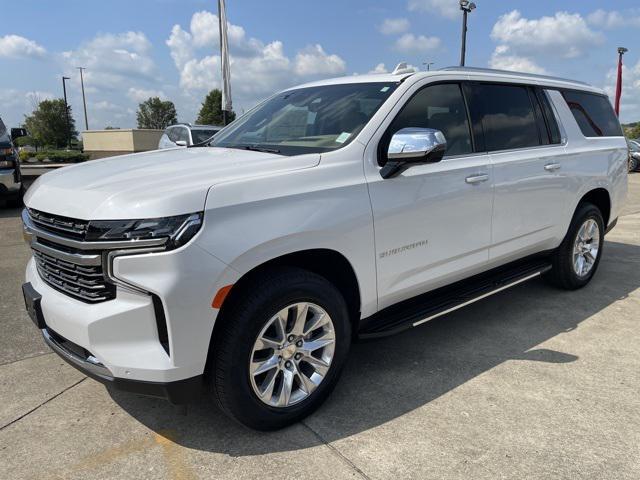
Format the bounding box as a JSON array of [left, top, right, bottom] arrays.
[[544, 163, 561, 171], [465, 174, 489, 184]]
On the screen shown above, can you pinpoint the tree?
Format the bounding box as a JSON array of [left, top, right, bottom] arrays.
[[136, 97, 178, 130], [23, 99, 78, 149], [626, 123, 640, 139], [196, 89, 236, 126]]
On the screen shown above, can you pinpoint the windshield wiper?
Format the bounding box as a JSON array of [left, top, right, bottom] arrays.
[[235, 145, 281, 154]]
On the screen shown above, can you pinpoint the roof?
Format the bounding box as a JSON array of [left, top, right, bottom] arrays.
[[289, 66, 603, 95]]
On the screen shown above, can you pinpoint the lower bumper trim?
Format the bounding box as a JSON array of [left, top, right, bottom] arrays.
[[42, 328, 202, 404]]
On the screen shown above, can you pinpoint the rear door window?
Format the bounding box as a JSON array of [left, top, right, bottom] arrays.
[[468, 83, 541, 151], [561, 91, 623, 137]]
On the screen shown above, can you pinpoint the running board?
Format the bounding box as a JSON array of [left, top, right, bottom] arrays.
[[358, 258, 552, 339]]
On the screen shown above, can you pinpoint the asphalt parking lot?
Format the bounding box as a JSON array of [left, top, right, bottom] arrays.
[[1, 176, 639, 480]]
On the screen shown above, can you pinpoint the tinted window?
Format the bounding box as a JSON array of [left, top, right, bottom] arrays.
[[536, 89, 562, 144], [167, 127, 179, 142], [387, 83, 472, 156], [562, 91, 622, 137], [470, 84, 540, 151], [192, 129, 219, 144], [176, 127, 190, 143]]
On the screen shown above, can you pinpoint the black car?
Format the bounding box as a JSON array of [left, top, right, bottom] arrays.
[[0, 117, 27, 206]]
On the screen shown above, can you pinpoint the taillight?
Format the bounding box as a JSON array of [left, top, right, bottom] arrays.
[[1, 147, 13, 156], [0, 160, 13, 168]]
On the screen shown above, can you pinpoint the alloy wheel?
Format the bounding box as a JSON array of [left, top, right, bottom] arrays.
[[249, 302, 336, 408], [572, 218, 600, 277]]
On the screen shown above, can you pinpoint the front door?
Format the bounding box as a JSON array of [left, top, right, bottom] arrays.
[[366, 82, 494, 310]]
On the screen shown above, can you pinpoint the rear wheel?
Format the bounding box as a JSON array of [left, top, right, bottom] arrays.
[[630, 156, 639, 173], [210, 267, 351, 430], [544, 203, 604, 290]]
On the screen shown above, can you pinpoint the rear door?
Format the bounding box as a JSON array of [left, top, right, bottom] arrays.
[[466, 82, 568, 262]]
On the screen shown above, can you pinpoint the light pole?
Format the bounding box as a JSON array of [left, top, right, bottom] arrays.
[[614, 47, 628, 117], [423, 62, 435, 71], [62, 76, 71, 149], [77, 67, 89, 131], [459, 0, 476, 67]]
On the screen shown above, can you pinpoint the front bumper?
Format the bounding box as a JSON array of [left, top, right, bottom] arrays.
[[0, 168, 21, 195], [24, 233, 239, 386], [42, 325, 202, 404]]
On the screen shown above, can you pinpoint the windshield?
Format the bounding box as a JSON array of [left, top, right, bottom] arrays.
[[628, 140, 640, 152], [211, 82, 399, 155], [192, 129, 219, 144]]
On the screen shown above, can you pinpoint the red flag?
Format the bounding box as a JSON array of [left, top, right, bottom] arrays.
[[614, 54, 623, 117]]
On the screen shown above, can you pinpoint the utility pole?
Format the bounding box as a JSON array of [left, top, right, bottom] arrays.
[[615, 47, 628, 117], [459, 1, 476, 67], [423, 62, 435, 71], [77, 67, 89, 131], [62, 76, 71, 149]]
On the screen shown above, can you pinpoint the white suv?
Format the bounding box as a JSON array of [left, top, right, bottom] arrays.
[[21, 67, 628, 430]]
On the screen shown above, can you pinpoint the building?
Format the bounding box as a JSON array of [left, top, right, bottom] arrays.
[[82, 129, 164, 159]]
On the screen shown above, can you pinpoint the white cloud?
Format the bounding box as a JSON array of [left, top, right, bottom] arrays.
[[0, 34, 46, 58], [491, 10, 604, 59], [379, 18, 410, 35], [395, 33, 441, 53], [294, 45, 346, 76], [603, 60, 640, 123], [166, 11, 347, 113], [587, 9, 640, 29], [369, 63, 388, 74], [127, 88, 168, 103], [62, 31, 156, 90], [407, 0, 459, 19], [489, 46, 547, 74]]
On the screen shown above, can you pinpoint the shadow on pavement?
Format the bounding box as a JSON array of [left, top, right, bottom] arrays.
[[109, 240, 639, 454]]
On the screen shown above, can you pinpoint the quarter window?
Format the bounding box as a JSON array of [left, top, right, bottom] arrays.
[[469, 84, 541, 151], [562, 91, 622, 137], [386, 83, 473, 157]]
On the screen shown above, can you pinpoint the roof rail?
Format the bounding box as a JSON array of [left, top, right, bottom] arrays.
[[392, 62, 417, 75], [439, 66, 591, 87]]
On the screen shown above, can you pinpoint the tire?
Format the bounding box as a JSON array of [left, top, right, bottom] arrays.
[[543, 202, 604, 290], [6, 185, 24, 208], [209, 267, 351, 430], [629, 156, 638, 173]]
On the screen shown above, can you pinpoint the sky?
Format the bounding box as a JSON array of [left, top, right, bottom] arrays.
[[1, 0, 640, 131]]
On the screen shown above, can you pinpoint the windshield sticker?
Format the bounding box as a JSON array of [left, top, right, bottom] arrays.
[[380, 86, 390, 92], [335, 132, 351, 144]]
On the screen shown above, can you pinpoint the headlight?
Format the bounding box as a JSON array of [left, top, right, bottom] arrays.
[[86, 212, 203, 250]]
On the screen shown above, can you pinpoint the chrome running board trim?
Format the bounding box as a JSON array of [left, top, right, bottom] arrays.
[[412, 271, 542, 327]]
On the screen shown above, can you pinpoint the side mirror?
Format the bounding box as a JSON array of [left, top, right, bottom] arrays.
[[381, 128, 447, 179], [11, 128, 28, 140], [175, 140, 188, 147]]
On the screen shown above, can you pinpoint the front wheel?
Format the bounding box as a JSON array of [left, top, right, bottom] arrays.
[[544, 203, 604, 290], [210, 267, 351, 430]]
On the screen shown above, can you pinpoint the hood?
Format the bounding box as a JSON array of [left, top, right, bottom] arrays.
[[25, 147, 320, 220]]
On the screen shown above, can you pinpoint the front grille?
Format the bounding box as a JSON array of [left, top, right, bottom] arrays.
[[28, 208, 89, 240], [33, 249, 115, 303]]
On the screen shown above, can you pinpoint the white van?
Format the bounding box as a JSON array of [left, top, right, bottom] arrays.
[[21, 67, 628, 429]]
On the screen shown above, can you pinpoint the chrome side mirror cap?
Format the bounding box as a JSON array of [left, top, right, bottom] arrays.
[[175, 140, 188, 147], [381, 128, 447, 179]]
